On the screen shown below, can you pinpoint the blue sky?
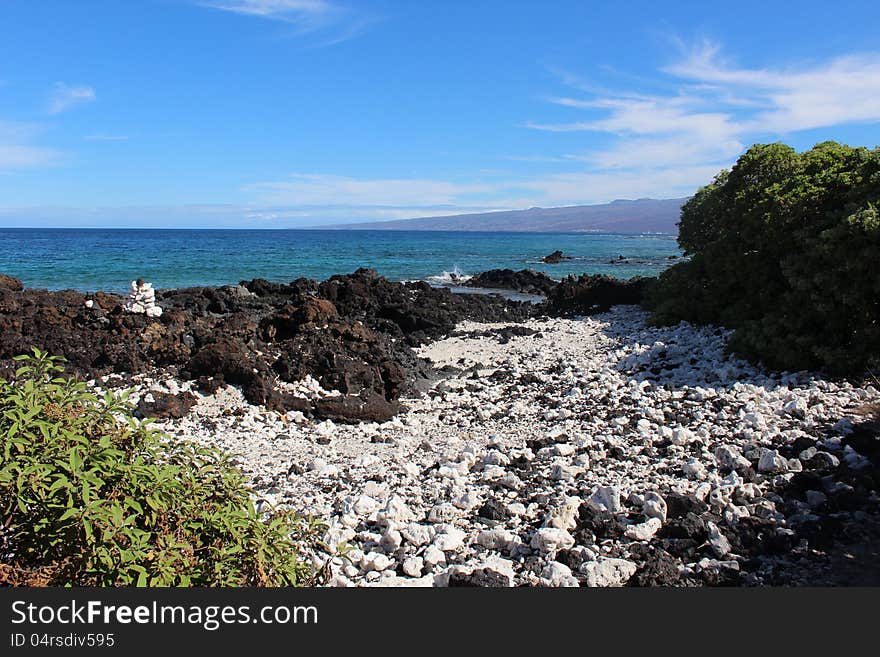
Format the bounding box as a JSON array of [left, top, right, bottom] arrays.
[[1, 0, 879, 227]]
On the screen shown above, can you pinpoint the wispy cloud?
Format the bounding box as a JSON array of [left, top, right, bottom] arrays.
[[84, 133, 129, 141], [200, 0, 332, 21], [0, 120, 63, 172], [243, 168, 709, 217], [0, 145, 63, 171], [245, 173, 498, 207], [508, 41, 880, 208], [199, 0, 367, 43], [47, 83, 96, 115], [664, 41, 880, 133], [238, 42, 880, 222], [525, 39, 880, 179]]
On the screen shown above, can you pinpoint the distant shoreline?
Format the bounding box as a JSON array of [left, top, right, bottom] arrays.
[[0, 226, 676, 235]]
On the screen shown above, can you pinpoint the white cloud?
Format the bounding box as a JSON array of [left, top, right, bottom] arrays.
[[200, 0, 333, 21], [48, 83, 96, 115], [84, 133, 129, 141], [245, 173, 497, 206], [528, 40, 880, 175], [199, 0, 367, 43], [241, 44, 880, 222], [242, 167, 710, 217], [0, 144, 63, 170], [665, 41, 880, 133], [0, 120, 63, 171]]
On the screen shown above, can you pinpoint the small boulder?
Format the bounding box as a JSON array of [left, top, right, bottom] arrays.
[[0, 274, 23, 291]]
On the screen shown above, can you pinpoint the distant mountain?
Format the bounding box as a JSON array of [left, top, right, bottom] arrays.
[[326, 197, 687, 233]]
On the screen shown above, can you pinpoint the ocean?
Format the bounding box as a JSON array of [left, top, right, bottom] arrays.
[[0, 228, 680, 293]]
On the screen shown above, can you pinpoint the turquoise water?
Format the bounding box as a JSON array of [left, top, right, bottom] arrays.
[[0, 229, 680, 293]]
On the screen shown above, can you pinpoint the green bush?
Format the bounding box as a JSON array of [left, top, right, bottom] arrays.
[[0, 349, 321, 586], [647, 141, 880, 375]]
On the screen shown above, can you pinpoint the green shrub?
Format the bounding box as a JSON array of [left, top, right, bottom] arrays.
[[0, 349, 321, 586], [646, 141, 880, 376]]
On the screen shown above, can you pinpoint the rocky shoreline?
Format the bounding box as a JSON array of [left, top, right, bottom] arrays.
[[1, 270, 878, 586]]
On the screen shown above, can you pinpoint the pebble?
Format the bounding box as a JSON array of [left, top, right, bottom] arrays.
[[580, 558, 638, 587], [530, 527, 575, 553], [134, 306, 876, 588], [586, 486, 622, 514]]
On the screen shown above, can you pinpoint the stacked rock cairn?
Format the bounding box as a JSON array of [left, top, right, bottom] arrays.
[[123, 278, 163, 318]]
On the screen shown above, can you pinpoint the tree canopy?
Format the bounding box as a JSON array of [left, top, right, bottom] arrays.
[[647, 141, 880, 376]]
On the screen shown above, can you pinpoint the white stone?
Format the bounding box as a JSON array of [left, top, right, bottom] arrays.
[[401, 523, 435, 547], [585, 485, 622, 514], [783, 398, 808, 419], [433, 527, 466, 552], [380, 529, 402, 552], [123, 280, 162, 317], [307, 458, 328, 472], [670, 427, 692, 446], [428, 503, 460, 523], [551, 443, 576, 457], [550, 462, 580, 481], [351, 494, 381, 517], [402, 556, 424, 578], [694, 482, 713, 501], [683, 458, 708, 479], [757, 449, 789, 474], [540, 562, 580, 587], [707, 522, 731, 558], [481, 464, 506, 480], [377, 496, 414, 526], [423, 546, 446, 569], [642, 492, 667, 522], [366, 575, 434, 588], [483, 450, 510, 466], [359, 552, 392, 572], [476, 528, 515, 550], [530, 527, 575, 553], [452, 490, 480, 510], [543, 497, 580, 531], [714, 445, 751, 470], [625, 517, 662, 541], [580, 558, 637, 587]]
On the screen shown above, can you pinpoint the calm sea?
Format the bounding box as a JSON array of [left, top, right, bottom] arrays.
[[0, 228, 680, 293]]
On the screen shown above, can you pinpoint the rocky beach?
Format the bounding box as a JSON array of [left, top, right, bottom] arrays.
[[1, 269, 878, 587]]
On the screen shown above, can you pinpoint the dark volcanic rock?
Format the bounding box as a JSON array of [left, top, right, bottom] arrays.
[[574, 504, 625, 544], [185, 339, 272, 405], [136, 391, 198, 419], [465, 269, 556, 295], [260, 296, 338, 341], [272, 321, 409, 401], [315, 268, 537, 345], [665, 492, 709, 519], [476, 498, 510, 521], [448, 568, 510, 587], [312, 392, 400, 424], [659, 513, 708, 542], [548, 274, 652, 315], [541, 250, 572, 264], [843, 419, 880, 464], [0, 269, 539, 423], [628, 545, 682, 587], [0, 274, 23, 291]]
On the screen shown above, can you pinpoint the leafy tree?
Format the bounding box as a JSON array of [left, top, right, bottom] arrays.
[[647, 141, 880, 375]]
